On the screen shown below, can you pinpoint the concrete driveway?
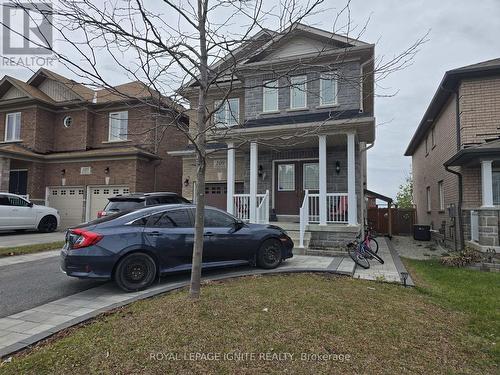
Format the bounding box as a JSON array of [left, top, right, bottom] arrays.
[[0, 231, 65, 248]]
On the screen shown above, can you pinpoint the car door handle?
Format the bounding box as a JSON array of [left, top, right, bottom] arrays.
[[147, 231, 161, 236], [204, 232, 214, 237]]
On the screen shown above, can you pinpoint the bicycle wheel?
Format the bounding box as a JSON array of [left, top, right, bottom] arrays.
[[364, 247, 384, 264], [368, 238, 379, 253], [348, 246, 370, 269]]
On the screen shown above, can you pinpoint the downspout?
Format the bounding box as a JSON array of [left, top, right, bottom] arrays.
[[444, 88, 464, 250]]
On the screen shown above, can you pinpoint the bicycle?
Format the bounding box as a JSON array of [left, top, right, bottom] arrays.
[[347, 235, 384, 269], [365, 225, 379, 254]]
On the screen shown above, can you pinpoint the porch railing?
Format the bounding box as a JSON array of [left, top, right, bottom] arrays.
[[233, 192, 267, 223], [470, 210, 479, 242], [256, 190, 270, 224], [299, 189, 309, 248], [308, 193, 348, 223]]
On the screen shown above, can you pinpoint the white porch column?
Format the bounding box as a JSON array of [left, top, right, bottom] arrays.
[[318, 135, 327, 225], [226, 142, 235, 214], [249, 142, 258, 223], [347, 132, 357, 225], [481, 160, 494, 208]]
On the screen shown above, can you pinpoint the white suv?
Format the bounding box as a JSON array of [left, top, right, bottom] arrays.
[[0, 193, 60, 232]]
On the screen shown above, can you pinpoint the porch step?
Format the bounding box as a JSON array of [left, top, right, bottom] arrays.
[[286, 230, 311, 248]]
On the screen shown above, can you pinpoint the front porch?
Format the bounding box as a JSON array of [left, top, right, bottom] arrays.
[[222, 132, 362, 250]]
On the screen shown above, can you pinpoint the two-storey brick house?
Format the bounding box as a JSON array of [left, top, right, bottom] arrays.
[[171, 24, 375, 252], [405, 58, 500, 251], [0, 68, 186, 228]]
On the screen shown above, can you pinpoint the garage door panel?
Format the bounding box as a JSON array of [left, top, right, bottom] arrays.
[[89, 186, 129, 220], [48, 187, 85, 229]]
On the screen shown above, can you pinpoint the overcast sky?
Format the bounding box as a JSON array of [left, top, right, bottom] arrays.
[[3, 0, 500, 199]]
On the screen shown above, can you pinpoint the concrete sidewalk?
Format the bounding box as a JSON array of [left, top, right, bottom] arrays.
[[0, 232, 64, 249], [0, 250, 59, 267]]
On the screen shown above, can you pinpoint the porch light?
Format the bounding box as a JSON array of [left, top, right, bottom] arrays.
[[335, 161, 341, 174], [104, 167, 110, 175], [61, 169, 66, 177], [184, 177, 190, 187]]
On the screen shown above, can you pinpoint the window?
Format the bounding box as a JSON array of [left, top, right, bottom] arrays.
[[425, 136, 429, 155], [108, 111, 128, 141], [5, 112, 21, 141], [431, 127, 436, 148], [303, 163, 319, 190], [263, 80, 278, 112], [426, 186, 431, 212], [278, 164, 295, 191], [147, 209, 192, 228], [320, 73, 338, 106], [438, 181, 444, 211], [214, 98, 239, 127], [7, 195, 29, 206], [493, 171, 500, 205], [0, 195, 9, 206], [290, 76, 307, 109], [204, 209, 235, 227]]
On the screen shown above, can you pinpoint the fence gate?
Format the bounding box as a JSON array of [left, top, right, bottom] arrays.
[[367, 207, 415, 235]]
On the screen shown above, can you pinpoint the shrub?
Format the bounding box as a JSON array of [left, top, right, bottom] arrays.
[[440, 248, 483, 267]]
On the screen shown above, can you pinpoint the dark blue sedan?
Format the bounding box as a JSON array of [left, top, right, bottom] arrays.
[[61, 204, 293, 291]]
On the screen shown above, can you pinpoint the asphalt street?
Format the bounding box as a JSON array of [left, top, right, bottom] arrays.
[[0, 255, 105, 318]]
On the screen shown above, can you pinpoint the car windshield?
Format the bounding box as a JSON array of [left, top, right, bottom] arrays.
[[104, 200, 144, 212]]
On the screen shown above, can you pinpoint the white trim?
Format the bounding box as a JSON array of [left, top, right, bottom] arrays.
[[319, 72, 338, 106], [481, 160, 494, 208], [289, 75, 307, 110], [438, 181, 444, 211], [226, 142, 235, 215], [262, 80, 279, 113], [108, 111, 128, 142], [249, 142, 258, 222], [5, 112, 21, 142]]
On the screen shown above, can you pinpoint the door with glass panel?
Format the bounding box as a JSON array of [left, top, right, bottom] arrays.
[[275, 161, 319, 215]]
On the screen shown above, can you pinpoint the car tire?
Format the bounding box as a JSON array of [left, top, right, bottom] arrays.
[[114, 252, 157, 292], [38, 215, 58, 233], [257, 239, 282, 269]]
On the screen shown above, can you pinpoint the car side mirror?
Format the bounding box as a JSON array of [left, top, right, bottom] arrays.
[[234, 219, 244, 229], [28, 202, 33, 208]]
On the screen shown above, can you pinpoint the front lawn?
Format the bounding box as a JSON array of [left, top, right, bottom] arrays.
[[0, 241, 65, 257], [404, 258, 500, 360], [1, 272, 497, 374]]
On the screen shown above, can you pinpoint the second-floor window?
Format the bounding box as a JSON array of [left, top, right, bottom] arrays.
[[263, 80, 278, 112], [109, 111, 128, 141], [320, 72, 338, 106], [214, 98, 239, 127], [290, 76, 307, 109], [5, 112, 21, 141]]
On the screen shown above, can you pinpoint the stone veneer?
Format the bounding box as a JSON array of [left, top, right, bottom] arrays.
[[0, 157, 10, 192]]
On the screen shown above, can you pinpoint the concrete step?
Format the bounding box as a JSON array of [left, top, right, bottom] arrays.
[[305, 248, 348, 258]]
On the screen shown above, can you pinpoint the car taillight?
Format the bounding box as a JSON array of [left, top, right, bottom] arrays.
[[70, 229, 103, 249], [97, 210, 106, 218]]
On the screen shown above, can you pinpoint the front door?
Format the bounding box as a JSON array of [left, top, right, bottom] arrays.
[[9, 170, 27, 195], [275, 161, 319, 215]]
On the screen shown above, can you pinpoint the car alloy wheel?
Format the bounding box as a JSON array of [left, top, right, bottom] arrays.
[[257, 239, 282, 269]]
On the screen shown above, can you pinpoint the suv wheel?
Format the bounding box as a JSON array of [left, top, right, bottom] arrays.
[[38, 216, 57, 233], [257, 239, 282, 269], [114, 252, 157, 292]]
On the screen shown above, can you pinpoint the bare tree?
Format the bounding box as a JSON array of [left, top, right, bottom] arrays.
[[2, 0, 427, 299]]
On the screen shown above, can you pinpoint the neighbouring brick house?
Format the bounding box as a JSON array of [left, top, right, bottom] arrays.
[[0, 68, 187, 228], [170, 24, 375, 252], [405, 58, 500, 251]]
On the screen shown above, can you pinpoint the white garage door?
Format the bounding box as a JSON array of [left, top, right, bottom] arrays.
[[48, 187, 85, 229], [88, 186, 129, 220]]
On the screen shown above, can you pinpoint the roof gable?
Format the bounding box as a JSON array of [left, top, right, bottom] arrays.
[[0, 76, 55, 105]]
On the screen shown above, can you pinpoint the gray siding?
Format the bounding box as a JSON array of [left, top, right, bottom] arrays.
[[244, 60, 361, 120]]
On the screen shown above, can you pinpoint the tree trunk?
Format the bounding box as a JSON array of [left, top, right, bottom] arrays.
[[189, 0, 208, 299]]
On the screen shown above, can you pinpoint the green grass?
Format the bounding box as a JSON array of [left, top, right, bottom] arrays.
[[1, 273, 497, 374], [404, 258, 500, 359], [0, 241, 64, 257]]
